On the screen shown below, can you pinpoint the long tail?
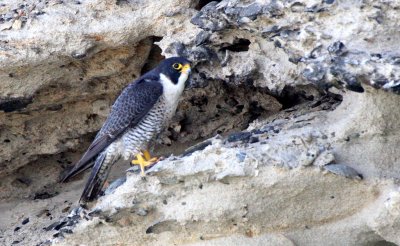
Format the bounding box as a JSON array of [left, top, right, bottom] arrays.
[[61, 134, 115, 183], [79, 151, 118, 203]]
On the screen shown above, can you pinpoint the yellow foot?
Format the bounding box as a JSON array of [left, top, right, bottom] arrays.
[[131, 150, 159, 176], [143, 150, 159, 163]]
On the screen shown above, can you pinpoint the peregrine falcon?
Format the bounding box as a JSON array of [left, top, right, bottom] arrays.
[[62, 57, 191, 203]]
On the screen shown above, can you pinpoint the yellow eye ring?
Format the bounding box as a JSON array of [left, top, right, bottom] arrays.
[[172, 63, 183, 70]]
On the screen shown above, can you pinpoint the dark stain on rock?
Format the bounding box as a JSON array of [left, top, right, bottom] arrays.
[[116, 0, 129, 6], [46, 104, 63, 111], [0, 97, 33, 112], [195, 31, 211, 46], [21, 218, 29, 225], [345, 80, 364, 93], [45, 221, 67, 231], [249, 136, 259, 143], [182, 140, 212, 157], [146, 220, 181, 234], [227, 131, 251, 143], [327, 41, 347, 56], [33, 191, 59, 200]]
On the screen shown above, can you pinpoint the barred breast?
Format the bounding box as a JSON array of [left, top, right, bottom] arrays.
[[120, 97, 171, 160]]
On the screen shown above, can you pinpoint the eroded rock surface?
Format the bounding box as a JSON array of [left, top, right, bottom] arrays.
[[1, 0, 400, 245], [53, 97, 399, 245]]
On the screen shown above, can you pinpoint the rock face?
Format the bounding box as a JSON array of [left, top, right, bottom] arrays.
[[1, 0, 400, 245]]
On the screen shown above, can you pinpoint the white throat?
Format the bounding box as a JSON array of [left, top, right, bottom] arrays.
[[159, 72, 188, 108]]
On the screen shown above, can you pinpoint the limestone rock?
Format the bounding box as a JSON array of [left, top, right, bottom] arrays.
[[1, 0, 400, 246], [54, 104, 398, 245]]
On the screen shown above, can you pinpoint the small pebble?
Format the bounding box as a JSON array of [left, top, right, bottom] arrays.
[[11, 19, 22, 30], [195, 31, 211, 46], [324, 164, 363, 179], [52, 232, 63, 238], [136, 208, 148, 216], [227, 132, 251, 143], [59, 228, 73, 234], [44, 221, 66, 231], [236, 152, 247, 162], [104, 177, 127, 195], [21, 218, 29, 225], [249, 136, 259, 143], [182, 140, 212, 157], [71, 51, 86, 59], [62, 206, 70, 213]]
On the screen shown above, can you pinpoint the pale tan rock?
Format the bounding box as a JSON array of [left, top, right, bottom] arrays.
[[11, 19, 22, 30], [1, 0, 400, 246]]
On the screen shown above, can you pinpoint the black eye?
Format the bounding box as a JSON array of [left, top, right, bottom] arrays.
[[172, 63, 182, 70]]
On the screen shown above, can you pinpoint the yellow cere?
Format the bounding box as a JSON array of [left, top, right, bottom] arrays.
[[181, 64, 191, 73]]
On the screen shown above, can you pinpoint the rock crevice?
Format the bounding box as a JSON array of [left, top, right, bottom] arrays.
[[1, 0, 400, 245]]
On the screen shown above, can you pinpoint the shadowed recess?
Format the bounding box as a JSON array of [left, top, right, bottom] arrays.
[[195, 0, 222, 10], [0, 97, 33, 112], [220, 39, 251, 52], [140, 36, 165, 75]]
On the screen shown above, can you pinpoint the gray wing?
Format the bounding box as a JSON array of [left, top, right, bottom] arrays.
[[61, 78, 163, 182]]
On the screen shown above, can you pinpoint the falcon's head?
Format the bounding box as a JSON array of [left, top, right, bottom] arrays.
[[156, 57, 192, 88]]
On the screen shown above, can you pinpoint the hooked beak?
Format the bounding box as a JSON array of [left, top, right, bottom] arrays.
[[182, 63, 191, 74], [182, 63, 192, 89]]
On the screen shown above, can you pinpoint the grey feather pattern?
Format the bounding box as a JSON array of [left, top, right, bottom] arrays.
[[80, 151, 107, 202], [61, 77, 163, 182], [61, 56, 191, 203]]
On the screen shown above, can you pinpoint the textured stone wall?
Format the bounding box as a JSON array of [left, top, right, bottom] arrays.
[[1, 0, 400, 245]]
